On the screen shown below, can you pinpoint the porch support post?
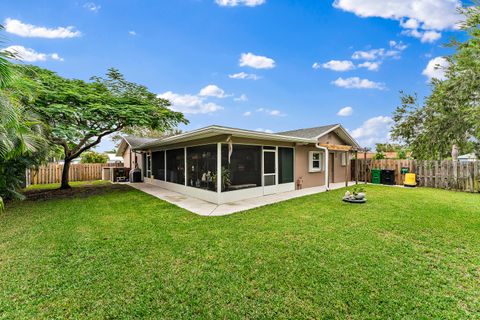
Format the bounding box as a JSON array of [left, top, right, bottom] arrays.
[[184, 148, 187, 186], [217, 143, 222, 193], [355, 150, 359, 185], [275, 146, 279, 186], [345, 151, 348, 187], [364, 149, 367, 185]]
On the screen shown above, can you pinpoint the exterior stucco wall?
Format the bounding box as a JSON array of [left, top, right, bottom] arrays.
[[295, 131, 352, 189], [295, 144, 326, 188], [122, 145, 144, 171], [123, 146, 132, 168]]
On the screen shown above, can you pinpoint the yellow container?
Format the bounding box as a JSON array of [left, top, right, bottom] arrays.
[[404, 173, 417, 187]]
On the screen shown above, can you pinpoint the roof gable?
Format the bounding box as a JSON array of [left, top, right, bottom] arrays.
[[277, 124, 339, 139]]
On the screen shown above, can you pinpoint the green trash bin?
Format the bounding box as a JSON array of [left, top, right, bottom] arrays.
[[372, 169, 381, 184]]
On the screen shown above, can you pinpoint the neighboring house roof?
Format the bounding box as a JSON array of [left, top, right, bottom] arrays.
[[116, 136, 159, 156], [106, 153, 124, 162], [133, 124, 361, 151], [458, 153, 477, 160]]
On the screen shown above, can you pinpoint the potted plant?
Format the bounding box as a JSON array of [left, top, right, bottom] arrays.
[[352, 186, 366, 200], [212, 167, 231, 191]]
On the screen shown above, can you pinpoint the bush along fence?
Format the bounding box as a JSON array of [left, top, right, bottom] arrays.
[[26, 163, 123, 186], [352, 159, 480, 193]]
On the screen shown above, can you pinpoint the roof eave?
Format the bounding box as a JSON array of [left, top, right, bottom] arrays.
[[315, 124, 361, 149], [134, 126, 315, 150]]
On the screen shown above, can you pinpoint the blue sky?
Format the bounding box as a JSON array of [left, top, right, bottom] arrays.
[[1, 0, 465, 151]]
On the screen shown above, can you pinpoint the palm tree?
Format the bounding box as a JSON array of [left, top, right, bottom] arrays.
[[0, 25, 14, 88], [0, 25, 48, 211]]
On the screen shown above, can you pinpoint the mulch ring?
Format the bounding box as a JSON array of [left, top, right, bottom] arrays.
[[22, 184, 132, 202]]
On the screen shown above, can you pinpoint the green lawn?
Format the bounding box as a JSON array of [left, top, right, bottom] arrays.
[[1, 184, 479, 319]]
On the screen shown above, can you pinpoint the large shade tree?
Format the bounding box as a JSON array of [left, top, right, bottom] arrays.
[[19, 66, 187, 189], [391, 5, 480, 159]]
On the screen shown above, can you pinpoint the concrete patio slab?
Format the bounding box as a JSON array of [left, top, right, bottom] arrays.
[[128, 181, 357, 216]]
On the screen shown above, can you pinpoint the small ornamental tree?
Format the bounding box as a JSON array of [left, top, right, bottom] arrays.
[[20, 66, 187, 189]]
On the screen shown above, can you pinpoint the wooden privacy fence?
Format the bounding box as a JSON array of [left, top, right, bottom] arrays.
[[26, 163, 123, 186], [352, 159, 480, 193]]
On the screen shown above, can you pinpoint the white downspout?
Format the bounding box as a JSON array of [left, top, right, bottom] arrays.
[[315, 143, 329, 190]]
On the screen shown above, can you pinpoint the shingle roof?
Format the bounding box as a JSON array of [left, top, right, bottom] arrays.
[[277, 124, 339, 139], [124, 136, 159, 148]]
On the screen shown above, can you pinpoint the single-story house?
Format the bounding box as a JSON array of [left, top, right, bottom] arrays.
[[106, 153, 124, 164], [458, 153, 478, 162], [116, 136, 158, 170], [117, 124, 361, 204]]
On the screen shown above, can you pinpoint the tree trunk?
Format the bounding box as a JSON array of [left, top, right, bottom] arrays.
[[60, 159, 72, 189]]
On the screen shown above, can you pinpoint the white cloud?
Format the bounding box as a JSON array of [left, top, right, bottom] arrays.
[[158, 91, 223, 114], [239, 52, 275, 69], [4, 18, 81, 38], [332, 77, 385, 90], [199, 84, 229, 98], [215, 0, 265, 7], [333, 0, 463, 43], [337, 106, 353, 117], [399, 18, 420, 30], [350, 116, 393, 147], [256, 108, 285, 116], [389, 40, 408, 50], [268, 110, 282, 116], [422, 56, 448, 81], [358, 61, 381, 71], [128, 31, 137, 36], [234, 94, 248, 102], [352, 47, 402, 61], [255, 128, 273, 133], [243, 111, 252, 116], [228, 72, 260, 80], [321, 60, 355, 71], [83, 2, 101, 12], [402, 28, 441, 43], [312, 62, 321, 69], [2, 45, 63, 62]]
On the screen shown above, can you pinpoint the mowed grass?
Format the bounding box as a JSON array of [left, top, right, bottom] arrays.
[[1, 184, 479, 319]]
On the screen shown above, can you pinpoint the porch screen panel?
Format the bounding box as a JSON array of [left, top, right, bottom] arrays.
[[187, 145, 217, 192], [166, 148, 185, 185], [278, 147, 294, 184], [152, 151, 165, 180], [221, 144, 261, 192]]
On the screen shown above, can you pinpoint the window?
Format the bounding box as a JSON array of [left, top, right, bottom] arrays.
[[309, 151, 324, 172], [341, 152, 348, 167], [152, 151, 165, 180], [166, 148, 185, 185], [278, 147, 294, 184], [186, 145, 217, 192], [221, 144, 261, 192]]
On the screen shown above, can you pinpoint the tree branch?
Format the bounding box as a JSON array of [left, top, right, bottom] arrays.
[[70, 126, 123, 159]]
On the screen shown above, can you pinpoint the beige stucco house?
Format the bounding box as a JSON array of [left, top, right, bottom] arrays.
[[116, 124, 361, 204]]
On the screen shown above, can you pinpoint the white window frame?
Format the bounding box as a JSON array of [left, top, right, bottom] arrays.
[[309, 151, 324, 172], [341, 152, 348, 167]]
